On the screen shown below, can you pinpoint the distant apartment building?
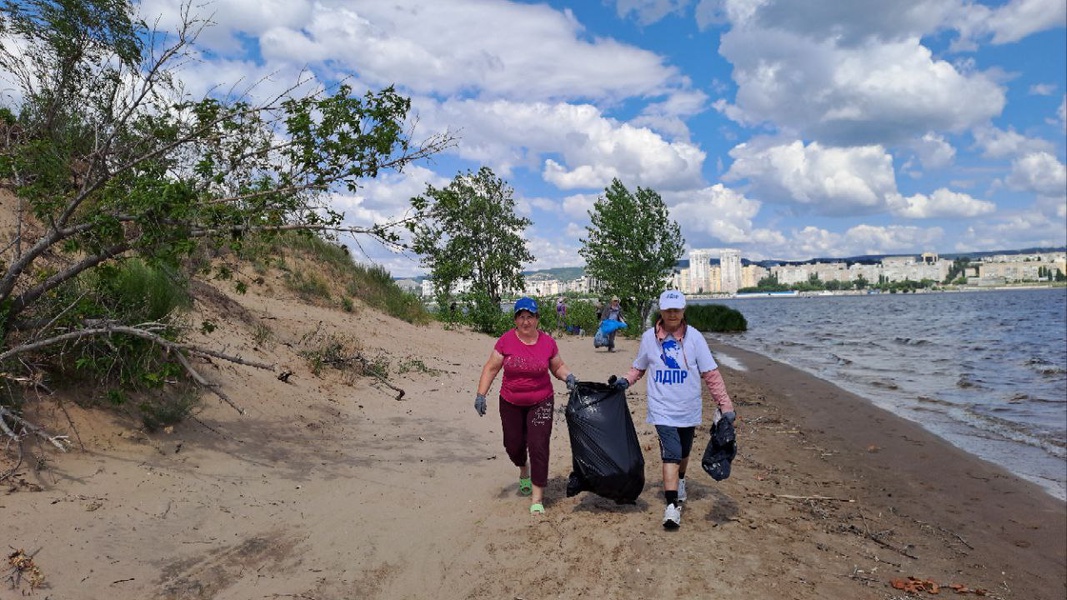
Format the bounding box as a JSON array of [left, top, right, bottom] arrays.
[[741, 264, 768, 288], [524, 273, 563, 297], [671, 267, 689, 293], [395, 279, 421, 295], [770, 254, 951, 285], [773, 261, 849, 285], [720, 249, 742, 294], [687, 249, 715, 293], [706, 265, 723, 293], [879, 255, 950, 283], [677, 248, 742, 294], [977, 252, 1067, 284], [421, 277, 473, 297]]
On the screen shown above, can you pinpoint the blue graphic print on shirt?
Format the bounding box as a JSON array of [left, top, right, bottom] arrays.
[[654, 338, 688, 385]]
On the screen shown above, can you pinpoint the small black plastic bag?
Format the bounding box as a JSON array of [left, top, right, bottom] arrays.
[[701, 416, 737, 481], [565, 382, 645, 504]]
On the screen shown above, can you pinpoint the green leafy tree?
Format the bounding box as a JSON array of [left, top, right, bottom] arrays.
[[579, 178, 684, 327], [0, 0, 450, 442], [408, 167, 533, 333], [944, 257, 971, 284]]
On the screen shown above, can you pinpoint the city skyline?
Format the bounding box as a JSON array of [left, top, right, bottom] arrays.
[[400, 246, 1066, 300]]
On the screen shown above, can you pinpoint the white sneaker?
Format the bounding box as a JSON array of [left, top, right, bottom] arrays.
[[663, 503, 681, 529], [677, 479, 687, 503]]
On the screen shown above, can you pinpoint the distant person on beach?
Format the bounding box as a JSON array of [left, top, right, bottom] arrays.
[[600, 296, 624, 352], [475, 296, 579, 515], [555, 296, 567, 332], [608, 289, 736, 529]]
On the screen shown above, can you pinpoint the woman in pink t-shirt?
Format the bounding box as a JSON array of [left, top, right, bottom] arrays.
[[475, 297, 578, 515]]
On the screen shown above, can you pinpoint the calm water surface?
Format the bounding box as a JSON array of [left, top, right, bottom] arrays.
[[699, 288, 1067, 501]]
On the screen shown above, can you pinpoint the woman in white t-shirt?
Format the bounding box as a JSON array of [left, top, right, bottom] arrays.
[[608, 290, 736, 529]]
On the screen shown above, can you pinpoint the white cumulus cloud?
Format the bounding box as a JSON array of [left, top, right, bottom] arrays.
[[667, 184, 785, 246], [888, 189, 996, 219], [724, 140, 897, 214], [1006, 152, 1067, 197]]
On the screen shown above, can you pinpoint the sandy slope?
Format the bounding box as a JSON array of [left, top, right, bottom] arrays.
[[3, 274, 1065, 600]]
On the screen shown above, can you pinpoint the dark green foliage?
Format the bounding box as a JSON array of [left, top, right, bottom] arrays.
[[650, 304, 747, 333], [55, 259, 188, 389], [458, 290, 514, 336], [555, 297, 600, 336], [95, 258, 191, 322], [944, 257, 971, 284], [410, 167, 533, 333], [580, 179, 684, 328]]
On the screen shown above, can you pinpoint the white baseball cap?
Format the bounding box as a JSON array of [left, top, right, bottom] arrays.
[[659, 289, 686, 310]]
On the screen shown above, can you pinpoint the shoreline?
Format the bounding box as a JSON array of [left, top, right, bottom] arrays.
[[705, 339, 1066, 598], [558, 333, 1067, 599], [707, 338, 1067, 503]]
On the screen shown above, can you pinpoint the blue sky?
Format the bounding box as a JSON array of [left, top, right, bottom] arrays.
[[137, 0, 1066, 277]]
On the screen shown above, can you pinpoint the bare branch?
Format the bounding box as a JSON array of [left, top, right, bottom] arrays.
[[0, 406, 71, 451], [0, 322, 274, 417], [171, 351, 244, 415]]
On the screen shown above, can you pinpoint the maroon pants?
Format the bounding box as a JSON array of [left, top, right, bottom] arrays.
[[498, 395, 555, 488]]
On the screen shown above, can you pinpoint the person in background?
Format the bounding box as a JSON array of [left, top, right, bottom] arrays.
[[475, 297, 578, 515], [555, 296, 567, 333], [600, 296, 624, 352], [608, 289, 736, 529]]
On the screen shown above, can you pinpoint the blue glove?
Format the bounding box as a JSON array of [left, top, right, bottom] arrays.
[[608, 375, 629, 390], [566, 373, 578, 393], [722, 411, 736, 424], [475, 394, 487, 417]]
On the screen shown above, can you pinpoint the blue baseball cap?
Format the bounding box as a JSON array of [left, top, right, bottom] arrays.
[[514, 297, 539, 316]]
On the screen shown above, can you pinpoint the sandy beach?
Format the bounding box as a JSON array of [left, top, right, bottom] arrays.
[[3, 277, 1065, 600]]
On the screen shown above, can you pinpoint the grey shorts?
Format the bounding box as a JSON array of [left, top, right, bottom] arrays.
[[655, 425, 696, 464]]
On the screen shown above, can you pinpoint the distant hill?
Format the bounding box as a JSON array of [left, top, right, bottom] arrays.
[[525, 266, 585, 281]]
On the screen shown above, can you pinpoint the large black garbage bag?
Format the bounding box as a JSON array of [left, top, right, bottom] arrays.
[[565, 381, 645, 504], [701, 416, 737, 481]]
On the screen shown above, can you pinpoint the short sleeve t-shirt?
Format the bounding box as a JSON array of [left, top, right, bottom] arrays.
[[494, 329, 559, 406], [632, 326, 718, 426]]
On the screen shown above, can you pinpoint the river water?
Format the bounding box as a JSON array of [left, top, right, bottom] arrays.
[[697, 288, 1067, 501]]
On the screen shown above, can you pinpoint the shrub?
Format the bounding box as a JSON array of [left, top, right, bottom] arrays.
[[139, 389, 200, 432], [461, 291, 514, 336], [52, 259, 190, 390], [540, 296, 601, 337], [650, 303, 747, 333]]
